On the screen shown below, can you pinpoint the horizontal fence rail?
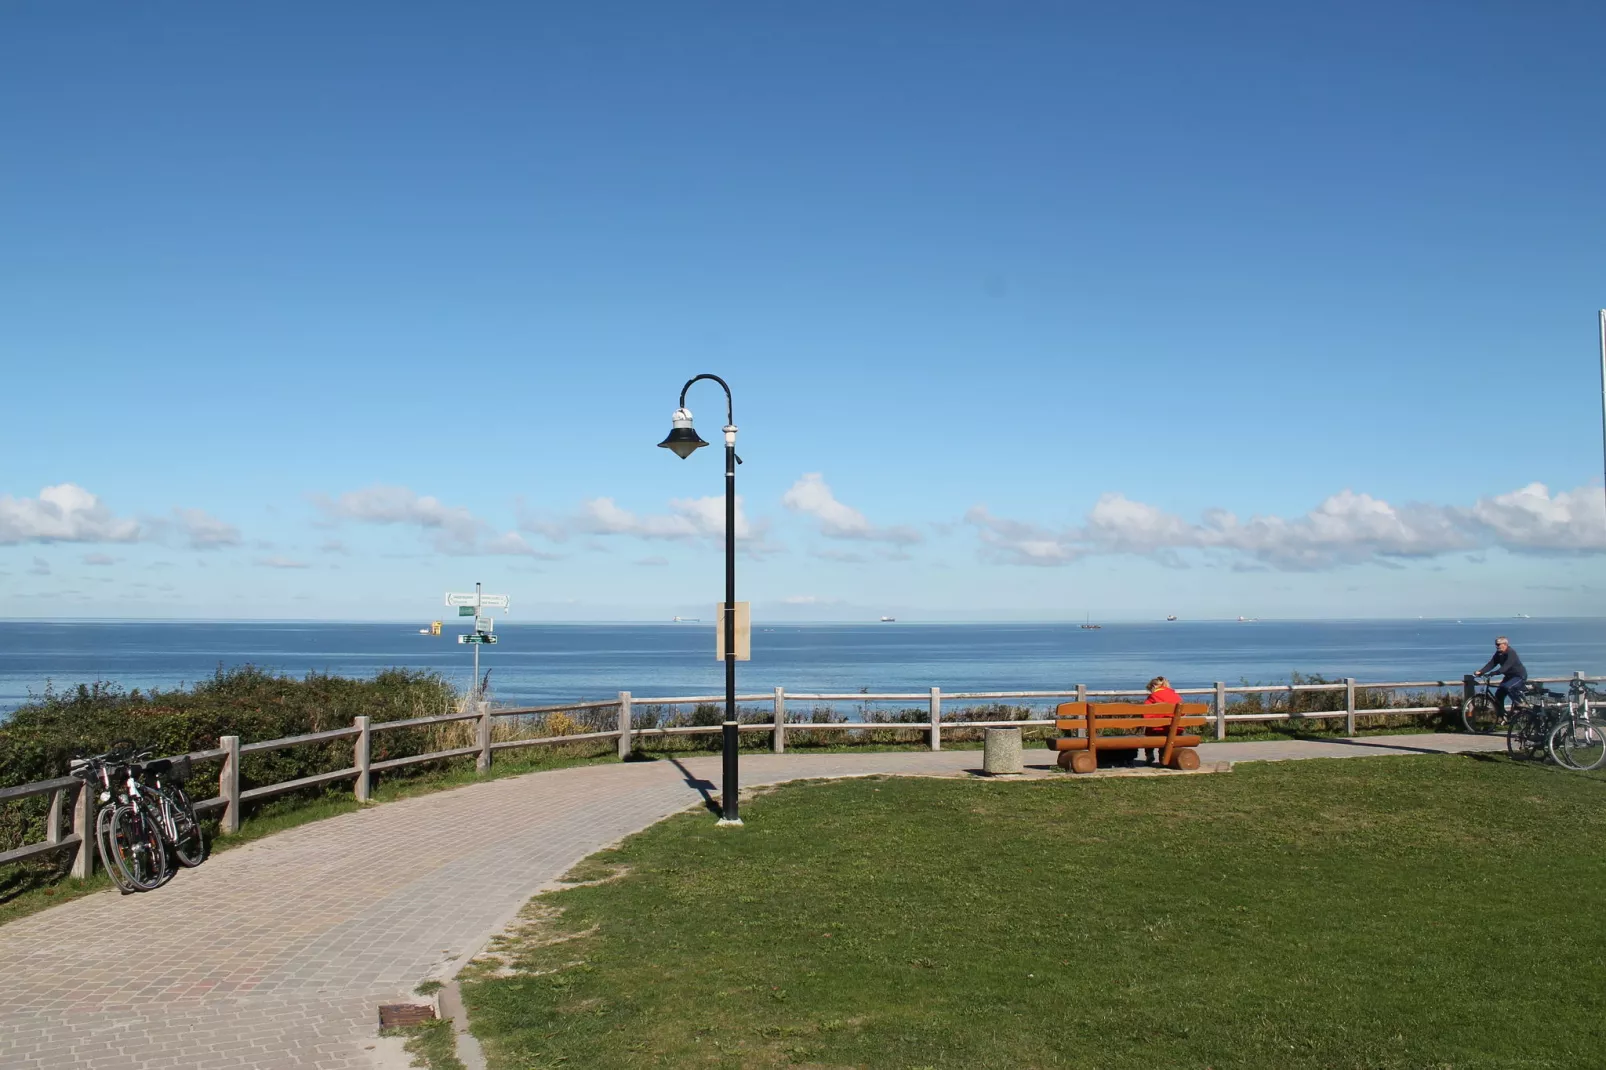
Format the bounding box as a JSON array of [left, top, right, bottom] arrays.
[[4, 672, 1600, 874]]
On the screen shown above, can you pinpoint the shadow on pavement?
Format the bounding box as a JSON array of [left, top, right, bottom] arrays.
[[668, 758, 721, 816]]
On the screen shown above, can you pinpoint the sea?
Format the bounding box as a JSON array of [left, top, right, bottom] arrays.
[[1, 618, 1602, 716]]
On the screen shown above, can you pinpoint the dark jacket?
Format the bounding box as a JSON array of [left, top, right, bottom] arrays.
[[1478, 647, 1528, 680]]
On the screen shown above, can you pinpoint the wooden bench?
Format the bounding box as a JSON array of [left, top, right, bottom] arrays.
[[1049, 702, 1209, 773]]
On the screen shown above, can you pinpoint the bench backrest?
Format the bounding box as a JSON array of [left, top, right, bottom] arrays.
[[1055, 702, 1210, 732]]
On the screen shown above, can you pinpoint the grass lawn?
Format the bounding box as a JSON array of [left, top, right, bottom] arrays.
[[460, 754, 1606, 1069]]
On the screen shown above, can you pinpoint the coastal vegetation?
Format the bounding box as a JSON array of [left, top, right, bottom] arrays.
[[456, 755, 1606, 1069]]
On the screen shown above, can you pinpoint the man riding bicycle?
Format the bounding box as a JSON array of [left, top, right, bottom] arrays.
[[1474, 636, 1528, 720]]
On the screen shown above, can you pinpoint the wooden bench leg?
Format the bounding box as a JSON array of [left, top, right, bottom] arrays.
[[1169, 749, 1200, 771], [1069, 751, 1097, 774]]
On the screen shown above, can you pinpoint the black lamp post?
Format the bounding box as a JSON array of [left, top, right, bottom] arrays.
[[658, 373, 742, 825]]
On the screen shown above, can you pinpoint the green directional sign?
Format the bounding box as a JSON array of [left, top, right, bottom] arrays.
[[459, 606, 476, 616], [457, 633, 498, 644]]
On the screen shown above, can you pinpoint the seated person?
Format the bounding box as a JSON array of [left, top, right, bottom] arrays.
[[1143, 675, 1183, 764]]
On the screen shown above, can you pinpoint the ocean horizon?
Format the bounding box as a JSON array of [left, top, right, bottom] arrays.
[[2, 617, 1602, 715]]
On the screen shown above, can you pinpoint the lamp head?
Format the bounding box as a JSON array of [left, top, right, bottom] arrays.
[[657, 407, 708, 459]]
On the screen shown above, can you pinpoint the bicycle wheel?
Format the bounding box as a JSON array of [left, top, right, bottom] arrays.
[[1462, 693, 1500, 734], [1506, 713, 1543, 759], [1548, 718, 1606, 771], [95, 804, 135, 893], [163, 787, 206, 868], [109, 805, 168, 891]]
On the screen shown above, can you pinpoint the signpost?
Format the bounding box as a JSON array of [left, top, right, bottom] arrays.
[[443, 583, 510, 697]]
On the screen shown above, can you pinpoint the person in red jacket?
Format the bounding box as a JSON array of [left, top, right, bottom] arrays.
[[1143, 675, 1183, 764]]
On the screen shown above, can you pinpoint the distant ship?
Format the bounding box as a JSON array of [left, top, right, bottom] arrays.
[[671, 616, 700, 623], [1514, 613, 1532, 619], [418, 621, 442, 636], [1080, 613, 1101, 630], [1237, 616, 1259, 623], [1166, 614, 1178, 622], [880, 616, 896, 622]]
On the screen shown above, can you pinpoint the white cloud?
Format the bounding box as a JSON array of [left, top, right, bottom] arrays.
[[967, 482, 1605, 570], [1466, 482, 1606, 552], [170, 507, 242, 549], [0, 484, 142, 544], [254, 556, 310, 569], [312, 484, 534, 556], [782, 473, 921, 545], [572, 495, 780, 555]]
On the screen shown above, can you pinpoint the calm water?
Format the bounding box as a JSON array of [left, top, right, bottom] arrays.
[[1, 618, 1602, 715]]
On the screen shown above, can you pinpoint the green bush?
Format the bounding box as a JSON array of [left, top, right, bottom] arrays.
[[0, 666, 458, 884]]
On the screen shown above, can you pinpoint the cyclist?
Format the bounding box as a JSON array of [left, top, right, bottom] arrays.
[[1474, 636, 1528, 721]]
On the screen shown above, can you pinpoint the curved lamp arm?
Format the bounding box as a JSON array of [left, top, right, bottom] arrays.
[[679, 373, 734, 426]]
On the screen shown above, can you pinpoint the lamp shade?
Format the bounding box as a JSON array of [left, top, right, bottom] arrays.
[[657, 408, 708, 458]]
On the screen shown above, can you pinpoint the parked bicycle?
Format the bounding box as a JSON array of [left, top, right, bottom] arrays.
[[68, 741, 206, 893], [1505, 686, 1565, 760], [69, 742, 165, 892], [1546, 678, 1606, 771]]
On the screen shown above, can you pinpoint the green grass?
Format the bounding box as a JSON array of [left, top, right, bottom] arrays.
[[387, 1020, 466, 1070], [460, 754, 1606, 1069]]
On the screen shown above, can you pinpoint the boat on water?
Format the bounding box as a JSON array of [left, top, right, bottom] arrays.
[[1237, 616, 1259, 623], [1080, 613, 1101, 630], [418, 621, 443, 636], [880, 616, 896, 622], [1166, 614, 1178, 622], [671, 616, 701, 623]]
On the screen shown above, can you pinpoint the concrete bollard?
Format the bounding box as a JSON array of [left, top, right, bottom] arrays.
[[982, 726, 1024, 775]]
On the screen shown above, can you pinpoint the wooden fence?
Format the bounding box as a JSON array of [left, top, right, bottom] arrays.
[[5, 671, 1600, 878]]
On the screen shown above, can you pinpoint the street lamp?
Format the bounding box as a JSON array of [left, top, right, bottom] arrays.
[[659, 373, 743, 825]]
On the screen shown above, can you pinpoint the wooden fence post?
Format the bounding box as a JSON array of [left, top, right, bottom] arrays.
[[1463, 674, 1476, 707], [772, 688, 785, 754], [1214, 682, 1227, 740], [219, 735, 241, 835], [617, 692, 633, 759], [475, 699, 493, 774], [70, 780, 93, 879], [929, 687, 942, 751], [354, 716, 371, 802], [46, 788, 63, 845], [1344, 679, 1357, 735]]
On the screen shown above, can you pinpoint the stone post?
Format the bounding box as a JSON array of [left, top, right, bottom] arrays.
[[1344, 679, 1357, 735], [772, 687, 786, 754], [983, 727, 1024, 774], [928, 687, 942, 751], [1214, 682, 1228, 741]]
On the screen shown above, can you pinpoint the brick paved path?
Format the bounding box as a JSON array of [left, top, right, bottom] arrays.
[[0, 734, 1507, 1069]]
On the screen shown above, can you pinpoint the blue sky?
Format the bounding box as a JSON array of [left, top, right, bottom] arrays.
[[2, 1, 1603, 621]]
